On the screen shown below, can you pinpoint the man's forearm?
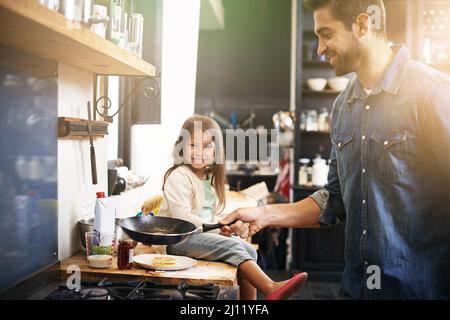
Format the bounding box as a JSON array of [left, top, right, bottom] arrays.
[[259, 197, 322, 228]]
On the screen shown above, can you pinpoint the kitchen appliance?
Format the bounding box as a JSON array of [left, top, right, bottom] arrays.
[[107, 169, 118, 196], [119, 216, 233, 246], [112, 176, 126, 195], [44, 278, 238, 300]]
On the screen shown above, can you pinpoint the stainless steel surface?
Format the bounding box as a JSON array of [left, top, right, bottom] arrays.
[[0, 262, 61, 300]]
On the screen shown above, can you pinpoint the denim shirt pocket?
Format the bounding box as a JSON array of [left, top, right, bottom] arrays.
[[332, 131, 354, 182], [370, 130, 408, 183]]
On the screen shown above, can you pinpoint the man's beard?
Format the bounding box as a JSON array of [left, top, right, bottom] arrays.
[[330, 35, 363, 76]]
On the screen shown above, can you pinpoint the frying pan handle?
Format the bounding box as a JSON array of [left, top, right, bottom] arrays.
[[202, 221, 238, 233]]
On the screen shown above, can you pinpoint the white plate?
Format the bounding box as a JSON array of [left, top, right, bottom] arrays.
[[133, 254, 197, 271]]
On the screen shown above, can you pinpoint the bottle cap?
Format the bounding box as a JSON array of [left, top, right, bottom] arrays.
[[96, 192, 106, 198]]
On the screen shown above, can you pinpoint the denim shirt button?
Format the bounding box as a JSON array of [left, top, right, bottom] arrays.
[[365, 105, 370, 110], [384, 140, 389, 146], [362, 135, 366, 140], [363, 230, 367, 235], [338, 142, 342, 148], [362, 199, 366, 204], [362, 169, 366, 174]]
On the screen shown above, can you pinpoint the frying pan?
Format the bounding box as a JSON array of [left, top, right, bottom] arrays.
[[119, 216, 234, 246]]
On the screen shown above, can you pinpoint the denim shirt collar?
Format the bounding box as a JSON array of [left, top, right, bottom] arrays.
[[348, 44, 410, 102]]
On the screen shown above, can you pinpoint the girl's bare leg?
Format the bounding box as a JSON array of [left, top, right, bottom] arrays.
[[237, 270, 257, 300], [238, 260, 290, 296]]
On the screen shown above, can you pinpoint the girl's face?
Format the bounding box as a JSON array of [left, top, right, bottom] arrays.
[[185, 129, 216, 170]]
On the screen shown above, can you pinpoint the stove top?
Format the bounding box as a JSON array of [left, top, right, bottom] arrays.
[[45, 279, 238, 300]]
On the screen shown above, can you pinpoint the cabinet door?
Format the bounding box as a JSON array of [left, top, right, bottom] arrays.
[[0, 47, 58, 290]]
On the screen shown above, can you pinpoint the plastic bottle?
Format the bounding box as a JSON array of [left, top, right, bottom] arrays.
[[312, 155, 329, 187]]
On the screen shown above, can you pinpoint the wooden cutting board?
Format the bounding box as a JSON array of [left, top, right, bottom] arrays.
[[60, 243, 238, 286]]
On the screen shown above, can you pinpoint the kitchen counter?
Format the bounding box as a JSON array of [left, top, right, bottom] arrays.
[[60, 243, 238, 286]]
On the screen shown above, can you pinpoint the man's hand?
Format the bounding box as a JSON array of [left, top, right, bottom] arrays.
[[219, 207, 267, 238]]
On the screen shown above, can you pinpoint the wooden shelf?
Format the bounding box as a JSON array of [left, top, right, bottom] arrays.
[[303, 89, 341, 96], [0, 0, 156, 76]]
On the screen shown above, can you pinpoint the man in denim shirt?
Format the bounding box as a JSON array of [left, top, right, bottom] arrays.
[[221, 0, 450, 299]]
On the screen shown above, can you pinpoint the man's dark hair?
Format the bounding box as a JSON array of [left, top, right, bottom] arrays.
[[304, 0, 387, 39]]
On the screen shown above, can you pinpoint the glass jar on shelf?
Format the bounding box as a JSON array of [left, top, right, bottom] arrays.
[[298, 158, 310, 186], [299, 111, 307, 131], [306, 110, 318, 132], [318, 108, 330, 132]]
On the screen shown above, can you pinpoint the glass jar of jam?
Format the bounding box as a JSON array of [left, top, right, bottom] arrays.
[[117, 240, 134, 270]]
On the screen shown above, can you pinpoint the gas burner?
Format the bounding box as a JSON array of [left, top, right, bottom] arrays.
[[108, 287, 182, 300], [79, 288, 109, 300], [47, 287, 109, 300], [44, 279, 237, 300], [47, 289, 82, 300]]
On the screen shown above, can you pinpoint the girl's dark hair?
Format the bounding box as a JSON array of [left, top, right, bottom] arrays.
[[162, 115, 226, 213], [304, 0, 387, 39]]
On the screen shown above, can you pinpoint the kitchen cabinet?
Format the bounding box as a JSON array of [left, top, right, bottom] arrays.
[[291, 3, 346, 277], [0, 0, 156, 76], [0, 48, 58, 290]]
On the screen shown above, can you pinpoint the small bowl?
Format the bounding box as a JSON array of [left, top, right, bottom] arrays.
[[328, 77, 349, 92], [87, 255, 113, 269], [307, 78, 327, 91]]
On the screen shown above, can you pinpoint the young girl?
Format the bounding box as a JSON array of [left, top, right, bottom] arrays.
[[158, 115, 307, 300]]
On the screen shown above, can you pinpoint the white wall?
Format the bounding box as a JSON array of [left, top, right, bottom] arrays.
[[107, 76, 120, 161], [57, 63, 108, 260], [131, 0, 201, 196], [57, 0, 202, 260]]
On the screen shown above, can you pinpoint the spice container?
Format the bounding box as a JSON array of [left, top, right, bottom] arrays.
[[117, 239, 134, 270], [298, 158, 310, 186], [299, 111, 307, 131], [306, 110, 318, 132], [318, 108, 330, 132]]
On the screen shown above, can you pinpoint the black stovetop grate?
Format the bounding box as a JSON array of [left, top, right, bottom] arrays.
[[46, 279, 220, 300]]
